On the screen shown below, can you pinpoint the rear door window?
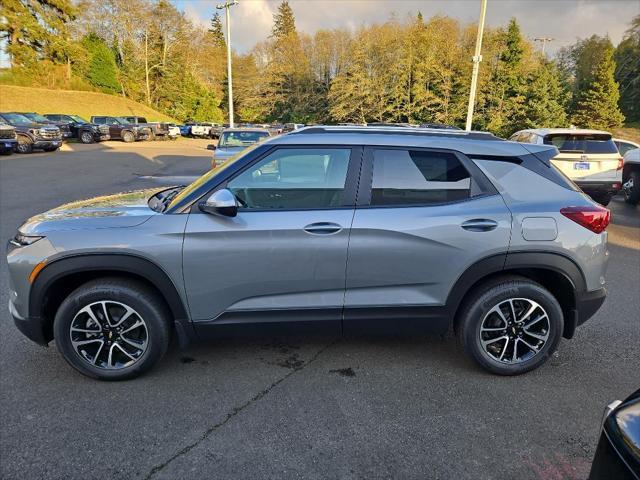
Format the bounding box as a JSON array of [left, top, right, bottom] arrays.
[[369, 149, 473, 206], [543, 134, 617, 154]]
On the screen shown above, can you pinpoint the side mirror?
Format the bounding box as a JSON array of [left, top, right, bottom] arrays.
[[199, 189, 238, 217], [206, 144, 216, 151]]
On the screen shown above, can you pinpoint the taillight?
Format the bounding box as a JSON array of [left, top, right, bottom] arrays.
[[560, 206, 610, 234], [617, 157, 624, 170]]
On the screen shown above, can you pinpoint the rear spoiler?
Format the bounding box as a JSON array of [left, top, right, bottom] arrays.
[[520, 144, 559, 167]]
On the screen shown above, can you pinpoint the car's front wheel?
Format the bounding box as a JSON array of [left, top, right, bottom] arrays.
[[53, 278, 170, 380], [457, 276, 563, 375], [80, 130, 94, 144], [122, 131, 135, 143], [16, 135, 33, 154]]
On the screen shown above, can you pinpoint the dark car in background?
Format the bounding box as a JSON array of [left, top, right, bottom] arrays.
[[122, 116, 170, 140], [90, 116, 149, 142], [44, 114, 110, 144], [0, 112, 62, 153], [0, 122, 18, 155], [589, 389, 640, 480], [15, 112, 73, 140]]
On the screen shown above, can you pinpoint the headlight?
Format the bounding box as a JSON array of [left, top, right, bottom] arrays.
[[10, 233, 44, 247]]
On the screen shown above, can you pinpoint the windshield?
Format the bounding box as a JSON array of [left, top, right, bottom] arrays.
[[70, 115, 88, 123], [1, 113, 33, 125], [24, 113, 50, 123], [167, 143, 264, 210], [544, 134, 617, 154], [219, 131, 269, 148]]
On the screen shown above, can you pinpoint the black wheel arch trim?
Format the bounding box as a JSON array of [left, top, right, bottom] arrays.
[[29, 253, 195, 344]]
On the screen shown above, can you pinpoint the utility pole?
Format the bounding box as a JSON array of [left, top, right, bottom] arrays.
[[465, 0, 488, 132], [534, 37, 554, 56], [217, 0, 239, 127]]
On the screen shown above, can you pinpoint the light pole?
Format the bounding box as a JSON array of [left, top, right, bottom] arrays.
[[465, 0, 488, 132], [217, 0, 239, 127]]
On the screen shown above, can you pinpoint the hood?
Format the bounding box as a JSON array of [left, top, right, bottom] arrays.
[[20, 188, 160, 235]]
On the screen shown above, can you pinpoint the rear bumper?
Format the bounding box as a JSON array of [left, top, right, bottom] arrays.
[[576, 180, 621, 197], [576, 287, 607, 326]]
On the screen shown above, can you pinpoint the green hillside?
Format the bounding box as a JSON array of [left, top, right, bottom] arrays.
[[0, 85, 175, 122]]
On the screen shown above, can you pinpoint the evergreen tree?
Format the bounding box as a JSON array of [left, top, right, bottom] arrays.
[[572, 41, 625, 129], [271, 1, 296, 38], [614, 15, 640, 123], [520, 60, 569, 129], [209, 13, 226, 48], [81, 33, 120, 92]]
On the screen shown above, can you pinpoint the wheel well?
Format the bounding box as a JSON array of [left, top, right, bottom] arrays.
[[40, 271, 172, 343], [623, 163, 640, 182], [453, 268, 576, 334]]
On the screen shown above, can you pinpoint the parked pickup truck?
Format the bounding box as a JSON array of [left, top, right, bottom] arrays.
[[15, 112, 73, 140], [44, 114, 110, 143], [90, 116, 149, 142], [0, 112, 62, 153], [0, 122, 18, 155], [122, 116, 170, 140], [185, 122, 211, 138]]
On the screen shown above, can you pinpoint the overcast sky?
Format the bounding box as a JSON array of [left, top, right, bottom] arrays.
[[174, 0, 639, 55]]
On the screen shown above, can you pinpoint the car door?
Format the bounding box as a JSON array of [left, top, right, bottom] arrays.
[[106, 117, 121, 139], [344, 146, 512, 333], [182, 145, 362, 332]]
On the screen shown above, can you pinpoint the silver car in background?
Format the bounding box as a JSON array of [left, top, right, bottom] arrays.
[[211, 128, 271, 168], [7, 126, 610, 380]]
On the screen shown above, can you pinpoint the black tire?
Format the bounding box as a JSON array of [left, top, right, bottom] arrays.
[[53, 277, 171, 381], [624, 171, 640, 205], [457, 276, 563, 375], [79, 130, 94, 144], [122, 130, 135, 143], [16, 135, 33, 154]]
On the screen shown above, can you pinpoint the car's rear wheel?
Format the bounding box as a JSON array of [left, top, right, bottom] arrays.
[[80, 130, 94, 144], [16, 135, 33, 154], [53, 278, 170, 380], [457, 276, 563, 375], [623, 171, 640, 205]]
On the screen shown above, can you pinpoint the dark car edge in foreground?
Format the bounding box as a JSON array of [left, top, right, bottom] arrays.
[[6, 126, 610, 380]]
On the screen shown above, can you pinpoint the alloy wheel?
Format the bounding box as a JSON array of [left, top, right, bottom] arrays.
[[69, 301, 149, 370], [479, 298, 550, 364]]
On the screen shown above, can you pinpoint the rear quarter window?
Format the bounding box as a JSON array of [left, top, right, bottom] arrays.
[[543, 134, 617, 154]]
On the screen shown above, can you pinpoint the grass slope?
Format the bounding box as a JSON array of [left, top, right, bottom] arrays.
[[0, 85, 175, 122]]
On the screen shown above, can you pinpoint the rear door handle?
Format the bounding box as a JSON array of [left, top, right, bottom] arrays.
[[303, 222, 343, 235], [461, 219, 499, 232]]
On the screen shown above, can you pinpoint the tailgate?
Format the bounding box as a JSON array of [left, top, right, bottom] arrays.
[[552, 153, 620, 181]]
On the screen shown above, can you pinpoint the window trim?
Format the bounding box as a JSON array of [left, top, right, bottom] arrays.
[[191, 144, 364, 213], [356, 145, 498, 209]]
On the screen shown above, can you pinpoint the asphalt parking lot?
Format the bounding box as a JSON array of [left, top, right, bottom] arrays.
[[0, 140, 638, 480]]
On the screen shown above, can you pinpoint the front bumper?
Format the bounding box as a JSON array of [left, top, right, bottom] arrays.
[[33, 139, 62, 149], [0, 139, 18, 152], [9, 299, 48, 346]]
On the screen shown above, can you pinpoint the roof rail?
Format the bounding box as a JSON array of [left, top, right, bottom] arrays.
[[290, 125, 501, 141]]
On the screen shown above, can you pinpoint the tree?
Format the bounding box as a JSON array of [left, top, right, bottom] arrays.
[[520, 60, 569, 129], [572, 37, 625, 129], [615, 15, 640, 123], [208, 12, 226, 48], [80, 34, 120, 92], [271, 1, 296, 38], [1, 0, 78, 72]]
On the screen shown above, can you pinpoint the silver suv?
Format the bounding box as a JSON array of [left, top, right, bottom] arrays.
[[7, 126, 610, 380]]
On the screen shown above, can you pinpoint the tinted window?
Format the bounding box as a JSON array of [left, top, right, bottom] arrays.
[[615, 140, 638, 156], [228, 148, 351, 209], [0, 113, 32, 125], [543, 134, 617, 154], [93, 117, 105, 124], [371, 149, 471, 206]]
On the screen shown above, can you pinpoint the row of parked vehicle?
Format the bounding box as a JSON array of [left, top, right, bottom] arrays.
[[179, 122, 307, 139], [0, 112, 182, 154]]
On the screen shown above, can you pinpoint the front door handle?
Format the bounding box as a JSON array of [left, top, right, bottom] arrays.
[[303, 222, 343, 235], [461, 219, 498, 232]]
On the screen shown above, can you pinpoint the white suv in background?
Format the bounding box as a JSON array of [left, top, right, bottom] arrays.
[[511, 128, 623, 206]]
